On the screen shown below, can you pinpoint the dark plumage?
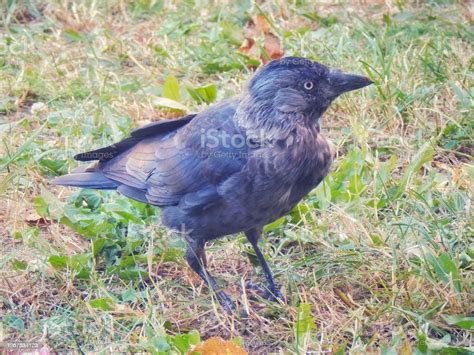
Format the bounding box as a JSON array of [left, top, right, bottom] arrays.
[[53, 57, 372, 314]]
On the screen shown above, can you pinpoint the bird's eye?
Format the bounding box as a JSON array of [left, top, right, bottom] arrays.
[[303, 81, 314, 91]]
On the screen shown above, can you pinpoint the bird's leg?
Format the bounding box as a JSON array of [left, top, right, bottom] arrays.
[[245, 228, 284, 302], [185, 238, 237, 314]]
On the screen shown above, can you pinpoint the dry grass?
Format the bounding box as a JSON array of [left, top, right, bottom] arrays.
[[1, 0, 473, 353]]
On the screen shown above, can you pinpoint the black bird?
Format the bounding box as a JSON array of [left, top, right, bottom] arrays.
[[53, 57, 372, 313]]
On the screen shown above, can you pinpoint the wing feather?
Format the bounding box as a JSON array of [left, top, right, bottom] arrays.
[[97, 98, 246, 209]]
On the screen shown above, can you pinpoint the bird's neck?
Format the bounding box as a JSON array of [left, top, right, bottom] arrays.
[[234, 93, 321, 142]]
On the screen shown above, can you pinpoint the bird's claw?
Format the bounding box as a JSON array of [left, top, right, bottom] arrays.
[[246, 281, 285, 303], [216, 291, 236, 313], [216, 291, 248, 318], [266, 287, 284, 303]]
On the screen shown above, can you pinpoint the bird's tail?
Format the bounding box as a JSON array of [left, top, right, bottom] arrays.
[[52, 166, 118, 190]]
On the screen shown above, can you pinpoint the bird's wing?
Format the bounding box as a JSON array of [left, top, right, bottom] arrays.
[[74, 114, 196, 162], [100, 98, 247, 209]]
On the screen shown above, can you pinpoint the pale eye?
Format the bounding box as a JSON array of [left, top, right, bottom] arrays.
[[303, 81, 314, 90]]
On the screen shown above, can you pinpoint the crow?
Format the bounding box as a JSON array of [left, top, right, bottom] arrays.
[[53, 57, 372, 314]]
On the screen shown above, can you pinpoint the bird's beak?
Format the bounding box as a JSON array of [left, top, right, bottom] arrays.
[[327, 69, 373, 96]]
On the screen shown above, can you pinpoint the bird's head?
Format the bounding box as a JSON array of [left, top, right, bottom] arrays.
[[237, 57, 372, 135]]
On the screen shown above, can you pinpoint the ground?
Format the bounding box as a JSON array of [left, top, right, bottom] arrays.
[[0, 0, 472, 354]]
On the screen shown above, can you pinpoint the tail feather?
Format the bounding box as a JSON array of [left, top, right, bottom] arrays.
[[52, 172, 118, 190]]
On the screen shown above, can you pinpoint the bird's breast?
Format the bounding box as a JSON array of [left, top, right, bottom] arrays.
[[243, 131, 332, 218], [284, 133, 332, 204]]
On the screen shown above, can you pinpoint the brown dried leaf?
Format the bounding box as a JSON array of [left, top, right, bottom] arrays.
[[255, 14, 271, 34], [263, 33, 283, 62], [239, 15, 283, 65], [24, 210, 51, 226], [53, 8, 95, 32], [238, 37, 259, 59], [189, 337, 248, 355]]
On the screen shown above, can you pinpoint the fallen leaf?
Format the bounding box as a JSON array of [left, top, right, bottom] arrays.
[[189, 337, 247, 355], [238, 15, 284, 65], [152, 97, 189, 113], [238, 37, 259, 62], [264, 33, 284, 61], [24, 209, 51, 226], [255, 14, 271, 34]]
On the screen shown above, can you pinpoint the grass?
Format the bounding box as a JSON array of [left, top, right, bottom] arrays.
[[0, 0, 472, 353]]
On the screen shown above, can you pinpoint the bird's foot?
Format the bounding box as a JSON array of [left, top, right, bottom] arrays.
[[246, 282, 284, 303], [216, 291, 236, 312], [267, 287, 284, 303], [216, 291, 248, 318]]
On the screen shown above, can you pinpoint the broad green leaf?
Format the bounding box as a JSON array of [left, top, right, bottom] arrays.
[[75, 189, 103, 210], [425, 252, 463, 293], [121, 288, 138, 302], [424, 335, 473, 353], [11, 258, 27, 270], [380, 155, 398, 180], [231, 337, 244, 347], [416, 332, 428, 353], [75, 267, 91, 279], [171, 330, 200, 353], [152, 97, 189, 112], [151, 336, 171, 352], [425, 251, 449, 283], [33, 188, 63, 220], [187, 84, 217, 104], [438, 252, 462, 293], [92, 238, 108, 257], [311, 178, 331, 210], [163, 75, 181, 101], [264, 216, 286, 233], [334, 343, 347, 355], [38, 158, 68, 175], [290, 203, 312, 222], [6, 315, 25, 331], [63, 29, 85, 42], [33, 195, 49, 217], [118, 255, 147, 268], [394, 140, 434, 198], [89, 298, 116, 311], [118, 268, 149, 280], [348, 171, 365, 197], [49, 255, 68, 269], [441, 315, 474, 330], [101, 201, 144, 223], [295, 303, 315, 341]]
